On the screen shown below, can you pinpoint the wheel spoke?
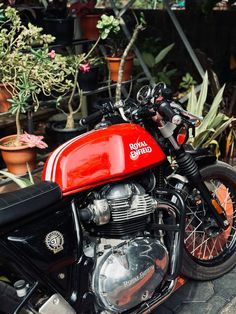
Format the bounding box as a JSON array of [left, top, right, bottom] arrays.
[[184, 179, 236, 262]]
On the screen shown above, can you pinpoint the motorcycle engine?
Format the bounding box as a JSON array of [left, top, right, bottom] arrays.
[[84, 181, 157, 237], [82, 181, 169, 312]]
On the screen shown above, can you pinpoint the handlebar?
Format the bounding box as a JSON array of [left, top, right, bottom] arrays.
[[79, 101, 115, 126], [157, 101, 182, 125], [78, 85, 202, 128], [79, 110, 103, 126]]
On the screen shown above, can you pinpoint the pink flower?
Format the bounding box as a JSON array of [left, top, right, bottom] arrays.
[[80, 63, 90, 73], [19, 132, 48, 149], [48, 50, 56, 59]]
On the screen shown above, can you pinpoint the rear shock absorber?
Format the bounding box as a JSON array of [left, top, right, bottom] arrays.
[[175, 149, 229, 230]]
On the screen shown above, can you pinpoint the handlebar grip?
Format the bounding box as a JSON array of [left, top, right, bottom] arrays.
[[158, 102, 182, 125], [79, 110, 103, 126]]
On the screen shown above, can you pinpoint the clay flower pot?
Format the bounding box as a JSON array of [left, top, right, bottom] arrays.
[[80, 14, 101, 40], [0, 84, 12, 113], [0, 135, 36, 175], [106, 55, 134, 82]]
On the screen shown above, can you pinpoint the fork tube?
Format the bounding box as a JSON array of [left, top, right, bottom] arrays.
[[175, 149, 229, 230]]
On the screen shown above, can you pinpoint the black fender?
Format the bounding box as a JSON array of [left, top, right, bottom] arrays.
[[186, 146, 217, 169], [194, 154, 217, 169]]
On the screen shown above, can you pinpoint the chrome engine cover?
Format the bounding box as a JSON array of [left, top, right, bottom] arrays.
[[91, 237, 169, 313]]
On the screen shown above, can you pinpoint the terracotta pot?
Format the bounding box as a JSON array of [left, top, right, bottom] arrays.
[[0, 135, 37, 175], [80, 14, 101, 40], [106, 55, 134, 82], [0, 84, 12, 113]]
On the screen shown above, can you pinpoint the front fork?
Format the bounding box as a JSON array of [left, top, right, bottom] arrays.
[[175, 149, 229, 230]]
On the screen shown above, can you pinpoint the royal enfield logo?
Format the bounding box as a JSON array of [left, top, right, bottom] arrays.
[[129, 141, 152, 160], [45, 230, 64, 254], [123, 265, 154, 287]]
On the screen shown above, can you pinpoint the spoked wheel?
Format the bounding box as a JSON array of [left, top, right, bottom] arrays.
[[182, 161, 236, 280]]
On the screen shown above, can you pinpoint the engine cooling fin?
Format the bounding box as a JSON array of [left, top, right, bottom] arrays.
[[84, 181, 156, 237], [88, 217, 148, 238]]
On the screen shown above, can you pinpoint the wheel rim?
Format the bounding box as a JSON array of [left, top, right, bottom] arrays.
[[184, 178, 236, 265]]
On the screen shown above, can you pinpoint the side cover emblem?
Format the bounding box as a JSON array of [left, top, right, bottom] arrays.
[[45, 230, 64, 254]]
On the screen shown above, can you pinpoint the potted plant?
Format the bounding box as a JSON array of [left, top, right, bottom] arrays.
[[186, 71, 236, 156], [47, 14, 120, 146], [0, 132, 48, 175], [77, 55, 104, 91], [134, 37, 176, 86], [96, 13, 145, 103], [97, 14, 131, 82], [0, 5, 72, 174], [71, 0, 101, 40], [97, 13, 145, 86]]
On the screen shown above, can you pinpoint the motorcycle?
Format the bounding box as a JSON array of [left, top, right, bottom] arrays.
[[1, 83, 236, 314]]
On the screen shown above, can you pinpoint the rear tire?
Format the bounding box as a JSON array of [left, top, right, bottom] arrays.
[[182, 161, 236, 280]]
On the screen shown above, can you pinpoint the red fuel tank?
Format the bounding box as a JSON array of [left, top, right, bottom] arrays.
[[42, 123, 166, 195]]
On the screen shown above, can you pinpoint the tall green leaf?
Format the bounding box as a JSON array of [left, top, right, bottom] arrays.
[[196, 71, 208, 116], [186, 72, 208, 116], [142, 52, 155, 68], [193, 129, 214, 148], [0, 170, 33, 188], [155, 43, 174, 65], [187, 85, 197, 115], [209, 112, 228, 129], [203, 117, 236, 147], [197, 84, 225, 134]]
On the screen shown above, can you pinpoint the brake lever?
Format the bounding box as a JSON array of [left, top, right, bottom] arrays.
[[170, 102, 203, 125]]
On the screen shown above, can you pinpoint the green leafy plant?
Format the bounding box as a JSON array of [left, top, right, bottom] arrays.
[[55, 14, 120, 129], [97, 14, 122, 56], [135, 41, 176, 85], [0, 5, 72, 145], [187, 71, 235, 152], [179, 72, 197, 91], [0, 169, 34, 188]]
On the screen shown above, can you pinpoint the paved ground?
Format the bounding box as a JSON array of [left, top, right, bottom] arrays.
[[154, 267, 236, 313]]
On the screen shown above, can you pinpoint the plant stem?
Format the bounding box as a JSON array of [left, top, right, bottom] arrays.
[[115, 24, 143, 103], [81, 36, 101, 63], [66, 68, 80, 129], [65, 36, 102, 129], [15, 106, 21, 146], [65, 112, 75, 129]]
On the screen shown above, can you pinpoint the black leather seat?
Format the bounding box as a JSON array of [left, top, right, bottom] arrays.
[[0, 181, 62, 228]]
